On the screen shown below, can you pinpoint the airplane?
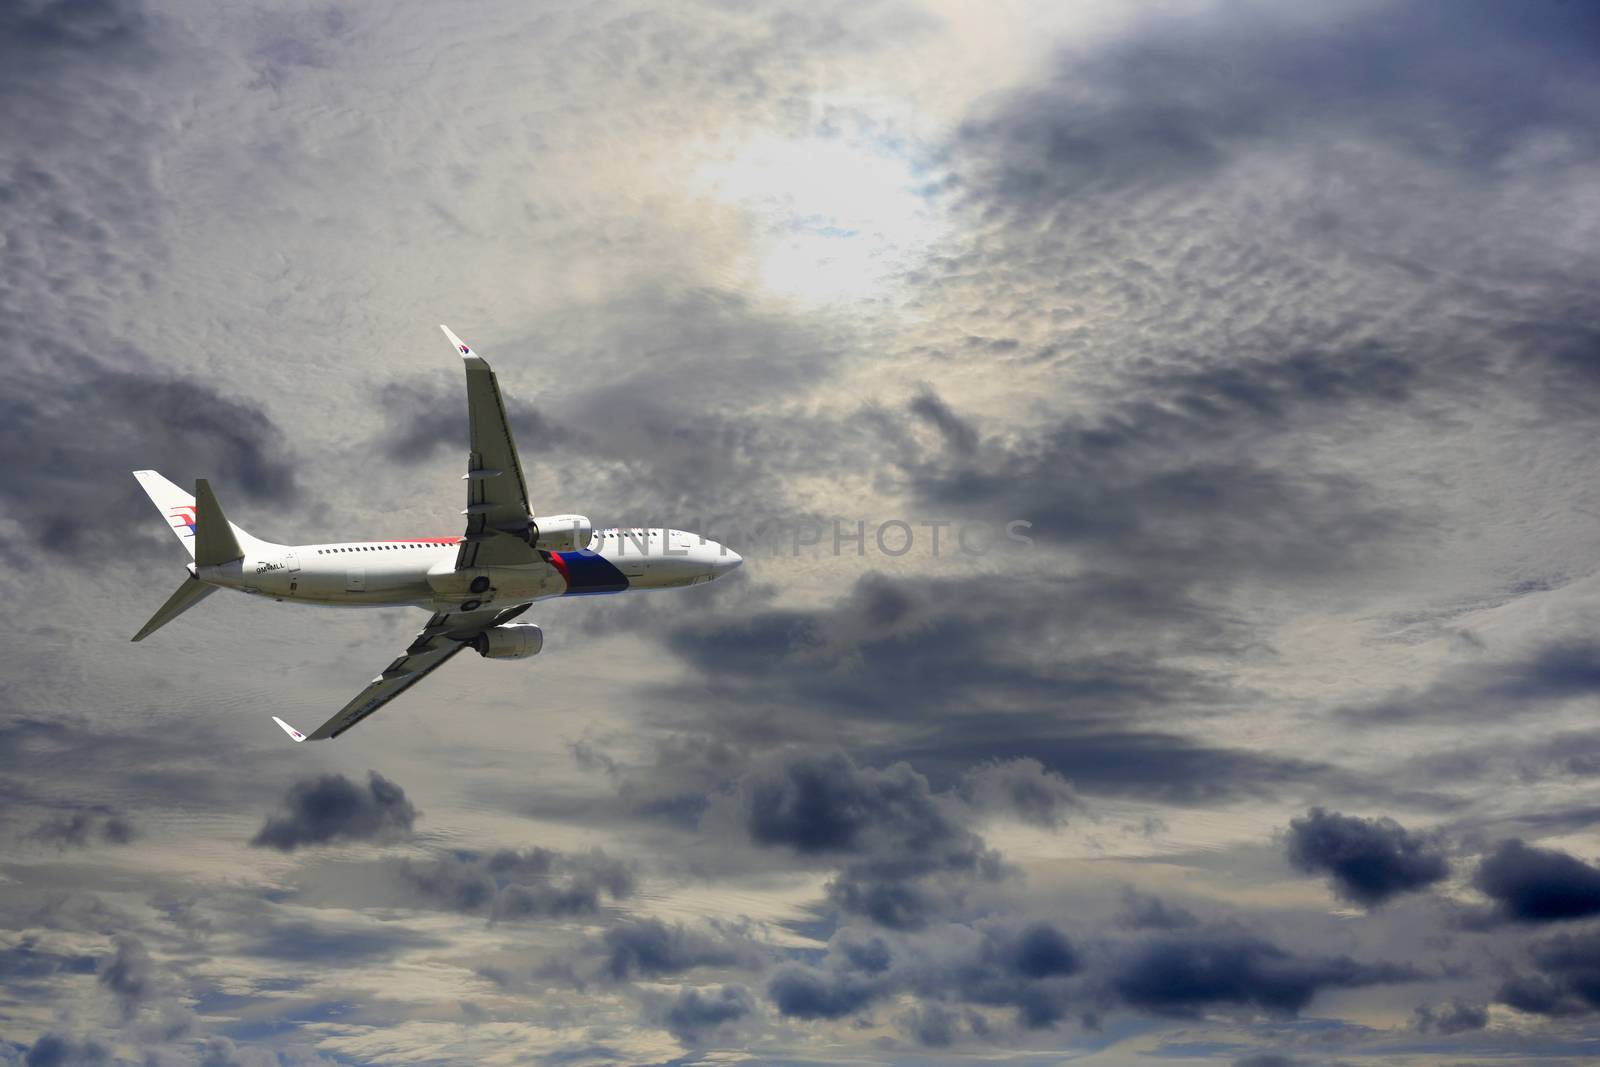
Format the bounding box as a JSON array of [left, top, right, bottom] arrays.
[[130, 325, 741, 742]]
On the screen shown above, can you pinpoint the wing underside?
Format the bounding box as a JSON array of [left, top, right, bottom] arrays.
[[281, 604, 530, 741], [441, 325, 540, 570]]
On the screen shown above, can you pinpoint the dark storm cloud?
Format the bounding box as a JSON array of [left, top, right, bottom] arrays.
[[892, 362, 1410, 582], [768, 918, 1082, 1031], [648, 571, 1355, 807], [1413, 997, 1489, 1034], [937, 0, 1600, 433], [767, 963, 883, 1020], [1496, 930, 1600, 1017], [955, 0, 1600, 212], [728, 751, 1003, 929], [0, 0, 146, 58], [1342, 642, 1600, 725], [662, 984, 754, 1043], [740, 751, 969, 855], [20, 1032, 114, 1067], [910, 921, 1083, 1030], [599, 918, 756, 980], [250, 771, 416, 851], [0, 358, 297, 561], [1110, 933, 1419, 1018], [1473, 839, 1600, 924], [397, 846, 634, 921], [762, 913, 1418, 1035], [1284, 808, 1450, 907], [25, 809, 135, 849]]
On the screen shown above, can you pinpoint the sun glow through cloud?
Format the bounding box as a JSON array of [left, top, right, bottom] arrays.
[[696, 132, 946, 305]]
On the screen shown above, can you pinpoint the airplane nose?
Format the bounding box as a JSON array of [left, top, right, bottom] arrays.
[[713, 548, 742, 576]]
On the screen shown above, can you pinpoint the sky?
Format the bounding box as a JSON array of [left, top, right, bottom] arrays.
[[3, 0, 1600, 1064]]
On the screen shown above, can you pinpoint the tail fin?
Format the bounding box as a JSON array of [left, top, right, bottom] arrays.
[[193, 479, 243, 566], [131, 573, 216, 642], [132, 471, 266, 558], [133, 470, 201, 558]]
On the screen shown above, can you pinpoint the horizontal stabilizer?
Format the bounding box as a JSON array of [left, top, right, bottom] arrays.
[[131, 574, 216, 642], [272, 717, 308, 743]]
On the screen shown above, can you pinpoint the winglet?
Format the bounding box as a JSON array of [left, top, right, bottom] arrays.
[[272, 716, 308, 743], [439, 324, 488, 368]]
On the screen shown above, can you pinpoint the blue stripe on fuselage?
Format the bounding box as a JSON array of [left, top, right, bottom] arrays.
[[553, 549, 630, 595]]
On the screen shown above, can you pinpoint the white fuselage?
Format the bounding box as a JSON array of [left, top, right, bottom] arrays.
[[199, 528, 740, 613]]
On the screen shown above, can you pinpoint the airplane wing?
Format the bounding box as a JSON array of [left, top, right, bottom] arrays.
[[440, 325, 541, 570], [275, 604, 530, 741]]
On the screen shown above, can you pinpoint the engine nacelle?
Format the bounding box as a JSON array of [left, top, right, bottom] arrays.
[[531, 514, 592, 553], [472, 622, 544, 659]]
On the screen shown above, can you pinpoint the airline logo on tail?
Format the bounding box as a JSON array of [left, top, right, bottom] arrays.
[[169, 505, 197, 537]]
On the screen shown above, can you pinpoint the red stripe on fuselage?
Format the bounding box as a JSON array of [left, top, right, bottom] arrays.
[[373, 537, 464, 543]]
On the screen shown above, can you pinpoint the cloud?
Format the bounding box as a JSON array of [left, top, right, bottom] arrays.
[[1118, 890, 1199, 931], [398, 846, 635, 921], [0, 0, 146, 52], [26, 809, 135, 849], [893, 369, 1410, 584], [95, 933, 190, 1039], [600, 918, 755, 980], [767, 918, 1083, 1031], [955, 1, 1600, 222], [767, 963, 884, 1021], [1340, 642, 1600, 724], [662, 983, 754, 1044], [1497, 930, 1600, 1016], [649, 571, 1346, 808], [21, 1032, 114, 1067], [1473, 839, 1600, 923], [375, 380, 573, 466], [1413, 997, 1489, 1034], [97, 934, 154, 1022], [958, 758, 1080, 828], [4, 0, 1600, 1062], [723, 751, 1004, 929], [1284, 808, 1450, 907], [1111, 933, 1420, 1018], [0, 359, 298, 561], [250, 772, 416, 851]]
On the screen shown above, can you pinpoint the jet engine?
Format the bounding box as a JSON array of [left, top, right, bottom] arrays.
[[531, 514, 592, 553], [471, 622, 544, 659]]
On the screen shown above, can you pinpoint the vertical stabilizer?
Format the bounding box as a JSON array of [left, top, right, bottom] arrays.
[[193, 479, 244, 566]]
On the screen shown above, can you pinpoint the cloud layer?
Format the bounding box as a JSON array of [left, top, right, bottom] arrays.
[[4, 0, 1600, 1063]]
